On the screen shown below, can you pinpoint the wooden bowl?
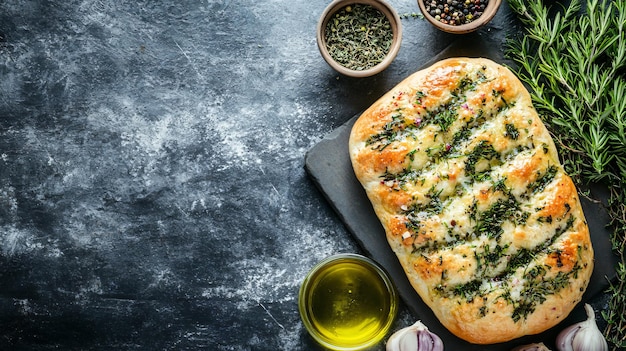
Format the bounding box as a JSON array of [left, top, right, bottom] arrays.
[[316, 0, 402, 77], [418, 0, 502, 34]]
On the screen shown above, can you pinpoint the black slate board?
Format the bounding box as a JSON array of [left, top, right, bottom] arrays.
[[304, 42, 618, 350]]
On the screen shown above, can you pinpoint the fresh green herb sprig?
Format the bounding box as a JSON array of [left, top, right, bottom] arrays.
[[506, 0, 626, 348]]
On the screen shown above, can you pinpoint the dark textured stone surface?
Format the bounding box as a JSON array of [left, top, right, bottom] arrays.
[[1, 1, 606, 350]]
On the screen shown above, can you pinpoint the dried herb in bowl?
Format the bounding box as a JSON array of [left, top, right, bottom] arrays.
[[324, 4, 393, 71]]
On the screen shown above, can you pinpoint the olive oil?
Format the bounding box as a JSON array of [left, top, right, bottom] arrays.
[[299, 254, 397, 350]]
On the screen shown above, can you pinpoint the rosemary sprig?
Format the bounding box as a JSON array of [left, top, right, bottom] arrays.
[[506, 0, 626, 349]]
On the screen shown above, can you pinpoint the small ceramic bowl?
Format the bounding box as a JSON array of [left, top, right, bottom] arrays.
[[299, 253, 398, 350], [316, 0, 402, 77], [418, 0, 502, 34]]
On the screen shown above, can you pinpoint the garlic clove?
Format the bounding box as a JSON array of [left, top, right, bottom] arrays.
[[397, 330, 418, 350], [511, 342, 552, 351], [386, 320, 444, 351], [556, 304, 608, 351]]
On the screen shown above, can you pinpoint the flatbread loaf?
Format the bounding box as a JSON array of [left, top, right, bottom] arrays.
[[349, 58, 593, 344]]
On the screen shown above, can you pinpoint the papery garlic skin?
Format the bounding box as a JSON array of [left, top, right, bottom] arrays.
[[511, 342, 552, 351], [556, 304, 608, 351], [386, 321, 444, 351]]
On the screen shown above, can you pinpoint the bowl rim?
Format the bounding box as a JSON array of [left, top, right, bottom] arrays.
[[417, 0, 502, 34], [316, 0, 403, 77], [298, 253, 399, 350]]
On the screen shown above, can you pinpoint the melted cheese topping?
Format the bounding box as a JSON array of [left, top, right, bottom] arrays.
[[349, 58, 593, 344]]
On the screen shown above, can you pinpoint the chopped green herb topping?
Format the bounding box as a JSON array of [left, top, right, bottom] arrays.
[[365, 112, 408, 150], [406, 186, 444, 216], [475, 243, 510, 277], [505, 123, 520, 140], [453, 279, 483, 303], [415, 91, 426, 105], [504, 215, 575, 275], [430, 105, 458, 133], [498, 97, 516, 112], [490, 177, 509, 194], [528, 165, 558, 194], [510, 267, 580, 322], [537, 215, 553, 224], [474, 195, 528, 241], [366, 71, 500, 151], [464, 140, 500, 180], [381, 168, 421, 189]]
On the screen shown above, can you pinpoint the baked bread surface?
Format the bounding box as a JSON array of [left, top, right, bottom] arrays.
[[348, 58, 593, 344]]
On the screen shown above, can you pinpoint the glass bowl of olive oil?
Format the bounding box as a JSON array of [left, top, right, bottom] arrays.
[[299, 253, 398, 350]]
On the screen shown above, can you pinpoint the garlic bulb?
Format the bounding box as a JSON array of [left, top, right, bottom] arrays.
[[556, 304, 608, 351], [386, 320, 443, 351], [512, 342, 551, 351]]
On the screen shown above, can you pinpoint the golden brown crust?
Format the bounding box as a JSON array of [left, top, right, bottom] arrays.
[[349, 58, 593, 344]]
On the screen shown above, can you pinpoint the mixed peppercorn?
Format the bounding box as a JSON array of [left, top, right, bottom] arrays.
[[424, 0, 490, 25]]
